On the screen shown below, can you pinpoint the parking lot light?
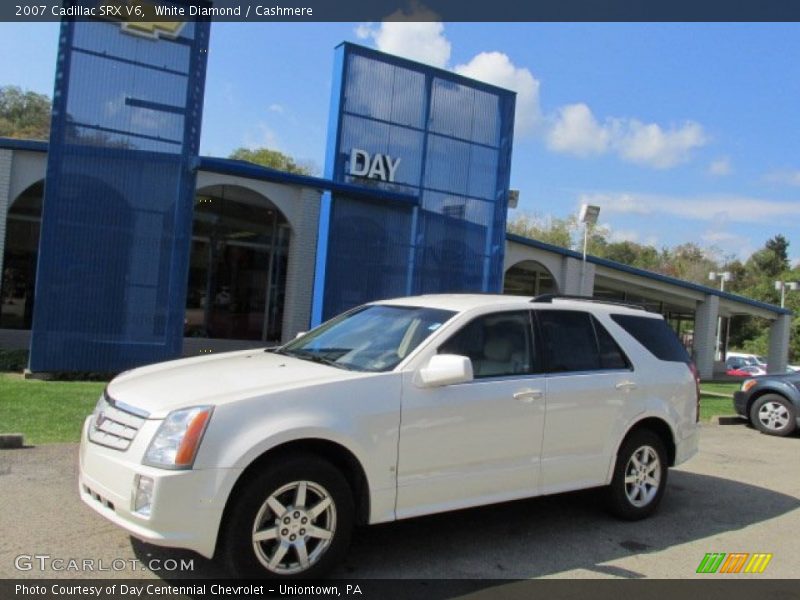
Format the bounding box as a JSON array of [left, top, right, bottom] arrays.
[[774, 280, 799, 308]]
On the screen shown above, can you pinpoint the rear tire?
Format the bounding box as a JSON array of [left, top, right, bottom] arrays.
[[750, 394, 797, 437], [606, 430, 668, 520], [220, 455, 354, 579]]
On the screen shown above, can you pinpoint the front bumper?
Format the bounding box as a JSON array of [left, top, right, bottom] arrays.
[[78, 417, 241, 558], [733, 391, 748, 417]]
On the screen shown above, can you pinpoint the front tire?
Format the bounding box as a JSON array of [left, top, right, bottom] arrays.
[[220, 455, 354, 578], [750, 394, 797, 437], [606, 430, 668, 520]]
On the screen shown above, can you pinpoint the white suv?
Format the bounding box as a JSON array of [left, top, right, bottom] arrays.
[[79, 294, 699, 578]]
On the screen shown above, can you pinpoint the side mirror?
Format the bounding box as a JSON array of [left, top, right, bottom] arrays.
[[417, 354, 473, 388]]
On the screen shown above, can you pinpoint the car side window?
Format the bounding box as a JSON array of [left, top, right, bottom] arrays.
[[438, 311, 536, 378], [537, 310, 629, 373], [592, 316, 631, 370], [538, 310, 601, 373]]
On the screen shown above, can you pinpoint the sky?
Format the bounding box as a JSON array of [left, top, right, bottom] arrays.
[[2, 21, 800, 264]]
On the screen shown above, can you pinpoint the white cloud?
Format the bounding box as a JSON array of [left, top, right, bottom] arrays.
[[546, 104, 707, 169], [455, 52, 541, 136], [608, 228, 640, 243], [356, 22, 540, 136], [268, 103, 285, 114], [708, 157, 732, 176], [702, 230, 739, 243], [765, 169, 800, 186], [354, 23, 372, 40], [242, 122, 282, 151], [613, 119, 707, 169], [355, 21, 703, 158], [546, 103, 609, 156], [581, 191, 800, 223], [359, 21, 451, 68]]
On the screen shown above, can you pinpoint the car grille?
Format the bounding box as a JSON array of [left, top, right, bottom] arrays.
[[88, 393, 148, 451]]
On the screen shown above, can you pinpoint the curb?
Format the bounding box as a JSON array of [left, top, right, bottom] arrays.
[[710, 415, 745, 426], [0, 433, 24, 449]]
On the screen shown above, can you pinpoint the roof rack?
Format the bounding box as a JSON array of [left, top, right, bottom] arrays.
[[530, 294, 649, 311]]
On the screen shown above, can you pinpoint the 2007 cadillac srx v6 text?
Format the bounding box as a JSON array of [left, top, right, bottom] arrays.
[[79, 294, 699, 577]]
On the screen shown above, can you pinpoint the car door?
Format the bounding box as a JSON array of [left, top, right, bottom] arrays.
[[396, 310, 546, 519], [536, 309, 642, 494]]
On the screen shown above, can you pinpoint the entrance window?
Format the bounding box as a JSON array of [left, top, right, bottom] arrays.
[[503, 260, 557, 297], [185, 187, 289, 342], [0, 183, 43, 329]]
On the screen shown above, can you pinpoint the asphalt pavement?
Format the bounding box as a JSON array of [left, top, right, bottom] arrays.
[[1, 420, 798, 580]]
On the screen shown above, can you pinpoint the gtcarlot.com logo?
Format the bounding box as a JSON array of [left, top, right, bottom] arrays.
[[696, 552, 772, 574]]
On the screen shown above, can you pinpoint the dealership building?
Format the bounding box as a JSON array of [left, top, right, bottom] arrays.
[[0, 22, 793, 378]]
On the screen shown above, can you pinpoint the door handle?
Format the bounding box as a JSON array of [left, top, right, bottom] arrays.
[[616, 381, 638, 391], [513, 389, 544, 403]]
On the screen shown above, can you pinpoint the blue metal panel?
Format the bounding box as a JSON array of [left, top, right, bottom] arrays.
[[29, 5, 210, 372], [316, 43, 516, 322]]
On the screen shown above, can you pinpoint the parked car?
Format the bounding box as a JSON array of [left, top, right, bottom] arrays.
[[726, 352, 767, 369], [79, 294, 700, 578], [734, 373, 800, 436], [727, 365, 767, 377]]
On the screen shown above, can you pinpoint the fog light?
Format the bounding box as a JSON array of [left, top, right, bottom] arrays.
[[133, 474, 154, 517]]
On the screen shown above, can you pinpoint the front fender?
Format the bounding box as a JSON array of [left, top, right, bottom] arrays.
[[193, 374, 402, 523]]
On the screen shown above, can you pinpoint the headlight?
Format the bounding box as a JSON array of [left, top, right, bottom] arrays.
[[741, 379, 758, 393], [143, 406, 213, 469]]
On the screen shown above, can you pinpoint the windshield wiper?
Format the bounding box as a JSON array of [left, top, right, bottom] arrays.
[[276, 349, 356, 371], [302, 354, 356, 371]]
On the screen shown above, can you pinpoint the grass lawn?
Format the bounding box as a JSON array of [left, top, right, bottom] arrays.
[[0, 373, 106, 444], [700, 393, 737, 422], [700, 382, 741, 396]]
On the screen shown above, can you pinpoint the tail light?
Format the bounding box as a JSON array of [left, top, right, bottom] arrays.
[[688, 361, 701, 422]]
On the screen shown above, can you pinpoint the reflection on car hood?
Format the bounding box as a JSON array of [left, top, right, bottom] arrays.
[[106, 349, 360, 417]]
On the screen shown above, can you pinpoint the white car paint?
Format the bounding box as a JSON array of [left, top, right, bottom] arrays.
[[79, 294, 699, 559]]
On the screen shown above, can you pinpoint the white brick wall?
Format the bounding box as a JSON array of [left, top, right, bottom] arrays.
[[281, 186, 321, 342], [767, 314, 792, 373], [561, 256, 595, 295], [692, 294, 719, 379], [0, 149, 13, 288]]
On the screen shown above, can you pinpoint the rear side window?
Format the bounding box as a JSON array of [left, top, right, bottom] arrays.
[[537, 310, 629, 373], [593, 317, 630, 370], [611, 314, 689, 363]]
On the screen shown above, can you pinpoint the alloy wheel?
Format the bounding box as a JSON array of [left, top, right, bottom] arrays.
[[251, 480, 337, 575], [623, 445, 661, 508]]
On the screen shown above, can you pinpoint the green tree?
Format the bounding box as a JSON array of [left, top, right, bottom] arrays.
[[766, 234, 790, 272], [507, 212, 610, 252], [0, 85, 51, 140], [228, 147, 313, 175]]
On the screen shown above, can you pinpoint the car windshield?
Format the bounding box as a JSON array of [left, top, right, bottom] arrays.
[[276, 304, 456, 372]]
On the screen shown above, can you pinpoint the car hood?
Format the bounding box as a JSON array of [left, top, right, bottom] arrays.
[[106, 349, 360, 418]]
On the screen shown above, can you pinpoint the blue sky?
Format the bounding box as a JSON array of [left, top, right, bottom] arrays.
[[2, 21, 799, 263]]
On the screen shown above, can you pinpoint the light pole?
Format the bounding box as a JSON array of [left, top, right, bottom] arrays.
[[708, 271, 733, 361], [774, 280, 799, 308], [579, 204, 600, 294]]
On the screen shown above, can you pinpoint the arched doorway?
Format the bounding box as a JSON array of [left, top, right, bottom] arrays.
[[0, 181, 43, 329], [186, 185, 291, 342], [503, 260, 558, 297]]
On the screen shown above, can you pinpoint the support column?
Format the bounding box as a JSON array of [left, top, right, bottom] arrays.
[[0, 149, 13, 285], [692, 294, 719, 379], [767, 314, 792, 374], [561, 256, 595, 296], [281, 187, 321, 343]]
